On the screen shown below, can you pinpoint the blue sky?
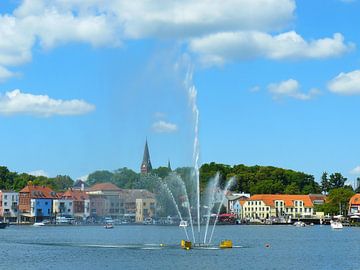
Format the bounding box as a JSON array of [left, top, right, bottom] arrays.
[[1, 0, 360, 185]]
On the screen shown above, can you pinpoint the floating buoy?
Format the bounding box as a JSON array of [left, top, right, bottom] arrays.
[[265, 243, 270, 248]]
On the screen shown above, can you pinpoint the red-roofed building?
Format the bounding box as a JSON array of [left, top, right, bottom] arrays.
[[19, 184, 57, 222], [349, 194, 360, 215], [242, 194, 315, 220], [53, 189, 90, 221]]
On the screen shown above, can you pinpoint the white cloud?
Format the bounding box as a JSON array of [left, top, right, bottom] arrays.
[[152, 120, 178, 133], [0, 0, 353, 79], [0, 66, 16, 82], [0, 89, 95, 116], [77, 174, 89, 182], [268, 79, 320, 100], [328, 70, 360, 95], [350, 166, 360, 175], [190, 31, 353, 65], [110, 0, 295, 38], [250, 86, 261, 92], [28, 170, 48, 177]]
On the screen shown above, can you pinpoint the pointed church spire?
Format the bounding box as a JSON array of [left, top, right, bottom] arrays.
[[167, 159, 172, 171], [141, 139, 152, 174]]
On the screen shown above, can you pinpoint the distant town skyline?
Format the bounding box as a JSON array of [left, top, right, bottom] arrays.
[[1, 1, 360, 184]]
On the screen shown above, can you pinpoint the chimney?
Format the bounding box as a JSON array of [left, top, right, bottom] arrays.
[[81, 182, 85, 191]]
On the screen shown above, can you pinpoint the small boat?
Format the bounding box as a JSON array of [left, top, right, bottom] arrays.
[[293, 221, 306, 227], [33, 222, 45, 227], [179, 220, 188, 228], [104, 223, 114, 229], [330, 220, 343, 229], [0, 222, 7, 229]]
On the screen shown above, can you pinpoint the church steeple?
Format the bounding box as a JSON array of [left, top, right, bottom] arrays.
[[167, 159, 172, 171], [141, 139, 152, 174]]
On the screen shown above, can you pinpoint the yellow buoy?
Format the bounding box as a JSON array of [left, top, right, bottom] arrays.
[[219, 240, 233, 249], [181, 240, 192, 250]]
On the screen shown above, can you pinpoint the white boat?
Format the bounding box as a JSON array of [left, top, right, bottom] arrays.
[[179, 220, 188, 228], [330, 220, 343, 229], [293, 221, 306, 227], [33, 222, 45, 227], [104, 223, 114, 229]]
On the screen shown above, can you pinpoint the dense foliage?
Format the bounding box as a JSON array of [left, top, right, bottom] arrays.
[[315, 187, 355, 215], [200, 162, 322, 194], [0, 166, 74, 192]]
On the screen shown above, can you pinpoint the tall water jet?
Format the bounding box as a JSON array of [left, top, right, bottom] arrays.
[[203, 173, 220, 244], [208, 177, 236, 244], [187, 67, 201, 244]]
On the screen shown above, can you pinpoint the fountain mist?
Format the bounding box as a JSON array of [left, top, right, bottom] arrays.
[[208, 177, 236, 244]]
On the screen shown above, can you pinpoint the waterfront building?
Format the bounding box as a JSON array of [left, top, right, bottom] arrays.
[[87, 182, 123, 219], [226, 192, 250, 216], [19, 184, 57, 222], [63, 189, 90, 220], [140, 140, 152, 174], [349, 194, 360, 215], [121, 189, 155, 222], [242, 194, 315, 220], [135, 197, 156, 223], [0, 190, 19, 222]]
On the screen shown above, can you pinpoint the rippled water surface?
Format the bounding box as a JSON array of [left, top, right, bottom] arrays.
[[1, 225, 360, 269]]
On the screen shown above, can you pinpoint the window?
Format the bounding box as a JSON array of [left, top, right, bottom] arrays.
[[4, 195, 7, 199], [4, 202, 7, 206], [275, 201, 278, 206], [45, 201, 48, 205]]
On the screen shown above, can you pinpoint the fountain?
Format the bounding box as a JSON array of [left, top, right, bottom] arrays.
[[158, 69, 235, 249]]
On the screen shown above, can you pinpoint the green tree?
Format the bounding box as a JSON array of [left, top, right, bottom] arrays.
[[87, 170, 114, 186], [321, 172, 330, 194], [329, 173, 347, 190], [319, 187, 354, 215]]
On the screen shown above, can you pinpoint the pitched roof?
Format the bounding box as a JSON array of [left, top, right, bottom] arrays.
[[121, 189, 155, 201], [19, 185, 57, 199], [349, 194, 360, 205], [248, 194, 313, 207], [88, 182, 122, 192], [62, 189, 89, 200]]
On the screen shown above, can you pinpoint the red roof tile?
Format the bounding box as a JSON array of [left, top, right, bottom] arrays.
[[19, 185, 57, 199], [249, 194, 313, 207], [88, 182, 122, 192], [349, 194, 360, 205]]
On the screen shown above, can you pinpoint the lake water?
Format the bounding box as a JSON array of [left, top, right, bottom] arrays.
[[1, 224, 360, 269]]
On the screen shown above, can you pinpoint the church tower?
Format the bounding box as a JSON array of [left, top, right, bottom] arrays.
[[141, 140, 153, 174]]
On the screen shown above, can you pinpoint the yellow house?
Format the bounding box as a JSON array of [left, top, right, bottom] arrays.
[[136, 198, 156, 223], [242, 194, 315, 220]]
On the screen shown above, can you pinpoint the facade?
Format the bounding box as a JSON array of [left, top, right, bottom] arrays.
[[19, 184, 57, 221], [349, 194, 360, 215], [135, 198, 156, 223], [121, 189, 155, 222], [53, 199, 73, 217], [0, 190, 19, 222], [62, 189, 90, 220], [87, 183, 123, 219], [226, 192, 250, 216], [242, 194, 315, 220], [140, 140, 152, 174]]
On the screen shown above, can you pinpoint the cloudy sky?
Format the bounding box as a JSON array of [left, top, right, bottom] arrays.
[[1, 0, 360, 184]]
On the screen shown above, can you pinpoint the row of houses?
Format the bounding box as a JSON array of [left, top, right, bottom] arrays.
[[0, 181, 156, 223], [226, 193, 327, 220]]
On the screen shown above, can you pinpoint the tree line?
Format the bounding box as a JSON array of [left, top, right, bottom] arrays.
[[0, 166, 73, 192]]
